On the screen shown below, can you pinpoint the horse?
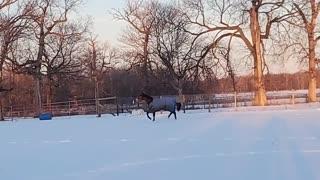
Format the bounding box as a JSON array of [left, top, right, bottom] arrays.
[[137, 93, 181, 121]]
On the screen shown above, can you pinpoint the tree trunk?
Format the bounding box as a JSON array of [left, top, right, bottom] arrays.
[[308, 36, 317, 102], [253, 54, 267, 106], [250, 4, 267, 106], [0, 43, 8, 120], [95, 76, 101, 117], [142, 32, 150, 92], [46, 84, 53, 113], [176, 80, 185, 113], [294, 1, 319, 102], [90, 40, 101, 117], [34, 77, 42, 116], [34, 33, 45, 116], [0, 98, 4, 121], [0, 69, 3, 121]]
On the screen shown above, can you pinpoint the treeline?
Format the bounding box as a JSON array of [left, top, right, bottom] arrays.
[[2, 69, 319, 108]]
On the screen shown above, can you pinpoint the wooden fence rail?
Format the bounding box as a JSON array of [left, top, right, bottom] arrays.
[[3, 90, 320, 119]]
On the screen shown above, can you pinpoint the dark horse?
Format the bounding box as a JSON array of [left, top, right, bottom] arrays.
[[137, 93, 181, 121]]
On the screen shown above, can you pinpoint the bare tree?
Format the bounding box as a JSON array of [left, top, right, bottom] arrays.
[[0, 0, 17, 121], [112, 0, 159, 92], [28, 0, 83, 116], [0, 0, 32, 120], [82, 35, 117, 117], [0, 0, 16, 10], [149, 3, 208, 97], [217, 37, 238, 93], [42, 22, 86, 111], [290, 0, 320, 102], [183, 0, 292, 106]]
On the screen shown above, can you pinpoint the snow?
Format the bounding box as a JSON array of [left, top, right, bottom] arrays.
[[1, 104, 320, 180], [131, 109, 145, 115]]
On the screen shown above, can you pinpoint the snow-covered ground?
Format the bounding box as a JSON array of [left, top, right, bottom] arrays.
[[1, 104, 320, 180]]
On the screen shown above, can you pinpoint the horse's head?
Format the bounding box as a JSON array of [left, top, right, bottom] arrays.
[[137, 93, 153, 104]]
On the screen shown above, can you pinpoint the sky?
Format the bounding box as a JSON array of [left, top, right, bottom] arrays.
[[79, 0, 126, 44], [78, 0, 303, 74]]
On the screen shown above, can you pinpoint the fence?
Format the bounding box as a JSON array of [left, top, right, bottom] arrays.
[[4, 97, 118, 119], [182, 90, 320, 111], [3, 89, 320, 119], [120, 89, 320, 113]]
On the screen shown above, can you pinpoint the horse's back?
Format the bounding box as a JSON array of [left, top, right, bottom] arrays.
[[149, 97, 176, 112]]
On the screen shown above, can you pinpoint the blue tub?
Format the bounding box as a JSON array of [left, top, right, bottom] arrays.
[[39, 113, 53, 120]]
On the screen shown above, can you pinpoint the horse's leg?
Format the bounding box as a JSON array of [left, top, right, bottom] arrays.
[[173, 111, 177, 120], [168, 112, 173, 118], [147, 112, 152, 120], [153, 112, 156, 121]]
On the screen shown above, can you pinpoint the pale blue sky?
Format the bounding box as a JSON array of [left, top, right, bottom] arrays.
[[80, 0, 126, 44]]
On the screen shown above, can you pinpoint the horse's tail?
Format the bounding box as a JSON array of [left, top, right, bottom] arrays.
[[176, 102, 181, 111]]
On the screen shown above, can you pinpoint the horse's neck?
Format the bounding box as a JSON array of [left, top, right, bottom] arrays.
[[146, 98, 153, 105]]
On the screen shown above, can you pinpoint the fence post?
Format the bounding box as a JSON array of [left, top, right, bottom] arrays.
[[291, 89, 295, 105], [203, 95, 205, 109], [208, 94, 211, 112], [183, 95, 186, 113], [234, 91, 238, 111], [116, 97, 119, 116], [192, 99, 195, 109], [179, 94, 186, 113], [160, 96, 163, 114], [137, 98, 140, 108], [10, 105, 13, 120], [23, 106, 26, 118]]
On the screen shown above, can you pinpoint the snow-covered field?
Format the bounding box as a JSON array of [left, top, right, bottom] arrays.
[[1, 105, 320, 180]]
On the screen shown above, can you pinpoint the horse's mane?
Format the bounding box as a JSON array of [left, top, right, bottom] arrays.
[[140, 93, 153, 101]]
